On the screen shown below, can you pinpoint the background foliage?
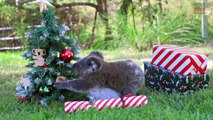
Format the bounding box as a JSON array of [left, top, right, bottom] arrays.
[[0, 0, 212, 50]]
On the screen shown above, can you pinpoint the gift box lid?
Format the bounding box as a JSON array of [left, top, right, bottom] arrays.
[[151, 44, 208, 76]]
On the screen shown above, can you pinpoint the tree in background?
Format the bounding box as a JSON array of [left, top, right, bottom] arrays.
[[16, 7, 80, 106], [1, 0, 210, 51], [0, 0, 168, 50], [55, 0, 113, 48]]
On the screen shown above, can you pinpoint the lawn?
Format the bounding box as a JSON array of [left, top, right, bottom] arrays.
[[0, 45, 213, 120]]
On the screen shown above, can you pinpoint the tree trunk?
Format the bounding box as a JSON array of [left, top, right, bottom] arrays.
[[52, 0, 57, 4], [157, 0, 163, 12], [84, 10, 98, 49], [96, 0, 112, 42], [120, 0, 136, 29], [146, 0, 153, 23], [120, 0, 132, 21], [55, 1, 112, 46]]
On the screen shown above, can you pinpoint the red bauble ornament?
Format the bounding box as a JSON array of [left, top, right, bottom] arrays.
[[17, 96, 30, 103], [198, 82, 202, 87], [60, 49, 73, 63], [181, 86, 185, 90], [43, 63, 47, 68], [18, 96, 25, 102]]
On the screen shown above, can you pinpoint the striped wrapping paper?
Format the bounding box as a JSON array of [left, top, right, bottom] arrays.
[[123, 95, 148, 108], [65, 95, 148, 113], [151, 45, 208, 76], [94, 98, 123, 111], [64, 101, 92, 113]]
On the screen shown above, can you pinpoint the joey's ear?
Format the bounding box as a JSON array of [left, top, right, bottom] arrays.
[[32, 49, 36, 55], [89, 51, 103, 59], [87, 57, 103, 72], [42, 49, 46, 56]]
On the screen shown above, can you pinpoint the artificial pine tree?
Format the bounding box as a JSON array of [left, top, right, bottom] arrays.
[[16, 7, 80, 106]]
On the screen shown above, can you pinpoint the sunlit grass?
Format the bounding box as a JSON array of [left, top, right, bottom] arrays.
[[0, 46, 212, 119]]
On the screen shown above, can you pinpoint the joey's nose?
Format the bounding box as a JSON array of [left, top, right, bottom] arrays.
[[73, 63, 78, 72], [73, 63, 76, 68]]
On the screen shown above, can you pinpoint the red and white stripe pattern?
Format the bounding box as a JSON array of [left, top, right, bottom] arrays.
[[65, 95, 148, 113], [64, 101, 92, 113], [123, 95, 148, 108], [151, 45, 208, 76], [94, 98, 123, 111]]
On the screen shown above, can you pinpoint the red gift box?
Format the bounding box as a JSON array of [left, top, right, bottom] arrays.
[[151, 45, 208, 76]]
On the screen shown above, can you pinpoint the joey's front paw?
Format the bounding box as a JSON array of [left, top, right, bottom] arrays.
[[56, 76, 67, 83], [53, 82, 63, 89], [122, 93, 133, 99]]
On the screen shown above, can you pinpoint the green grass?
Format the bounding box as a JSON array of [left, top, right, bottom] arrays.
[[0, 46, 213, 120]]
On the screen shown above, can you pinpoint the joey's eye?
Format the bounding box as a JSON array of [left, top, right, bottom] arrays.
[[87, 62, 92, 66]]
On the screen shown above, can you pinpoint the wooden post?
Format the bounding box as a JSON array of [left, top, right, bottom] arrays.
[[201, 0, 208, 39]]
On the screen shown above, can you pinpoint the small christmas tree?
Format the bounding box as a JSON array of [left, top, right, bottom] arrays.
[[16, 5, 80, 105]]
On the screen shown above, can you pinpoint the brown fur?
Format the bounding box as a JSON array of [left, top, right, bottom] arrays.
[[54, 51, 145, 97]]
